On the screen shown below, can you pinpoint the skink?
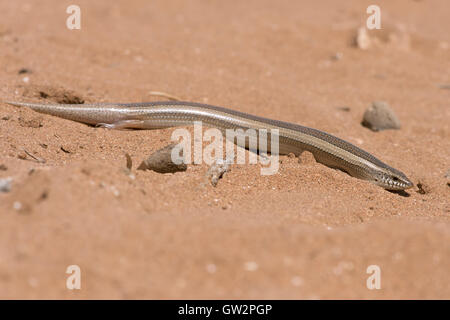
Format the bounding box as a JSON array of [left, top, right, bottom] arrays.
[[4, 101, 413, 190]]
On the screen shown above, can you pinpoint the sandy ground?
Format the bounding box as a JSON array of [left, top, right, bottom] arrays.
[[0, 0, 449, 299]]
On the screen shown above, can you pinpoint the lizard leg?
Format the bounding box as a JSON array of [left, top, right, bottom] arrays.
[[96, 120, 175, 130], [96, 120, 147, 130]]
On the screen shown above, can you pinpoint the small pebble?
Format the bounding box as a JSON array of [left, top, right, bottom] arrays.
[[17, 152, 27, 160], [291, 276, 304, 287], [0, 178, 12, 193], [445, 170, 450, 179], [110, 186, 120, 197], [244, 261, 259, 272], [137, 144, 187, 173], [205, 158, 231, 187], [361, 101, 401, 131], [206, 264, 217, 274], [13, 201, 22, 210], [331, 52, 343, 60]]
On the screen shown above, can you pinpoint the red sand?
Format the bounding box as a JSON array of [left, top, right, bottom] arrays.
[[0, 0, 449, 299]]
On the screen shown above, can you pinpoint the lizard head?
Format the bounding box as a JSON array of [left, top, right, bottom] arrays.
[[370, 167, 413, 190]]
